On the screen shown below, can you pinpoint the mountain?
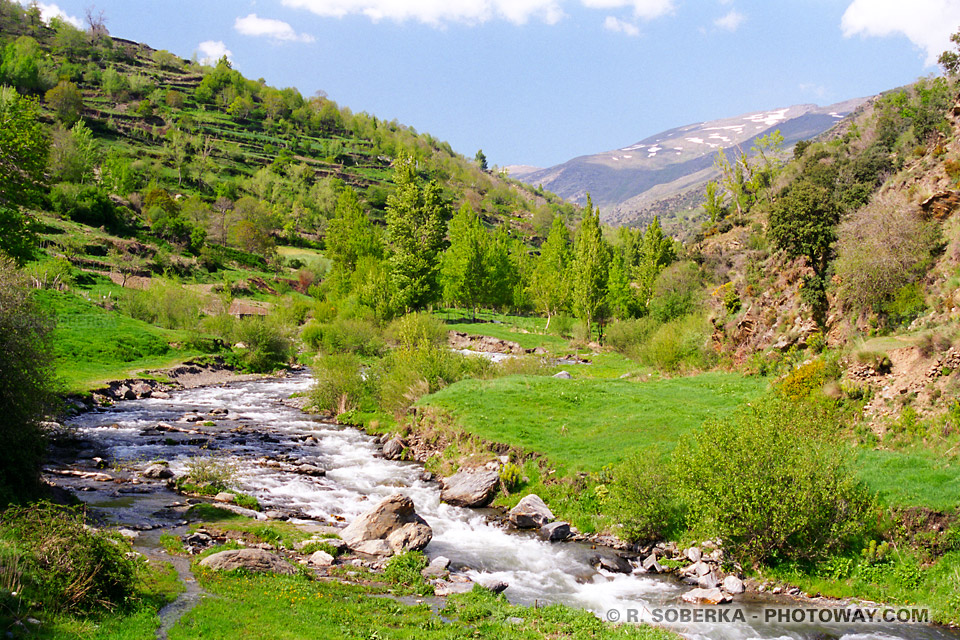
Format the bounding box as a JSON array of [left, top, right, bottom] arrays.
[[511, 98, 870, 233]]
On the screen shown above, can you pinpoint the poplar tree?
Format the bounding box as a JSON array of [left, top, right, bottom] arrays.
[[529, 215, 571, 328], [326, 187, 382, 293], [386, 154, 449, 311], [571, 196, 610, 340], [440, 202, 487, 315]]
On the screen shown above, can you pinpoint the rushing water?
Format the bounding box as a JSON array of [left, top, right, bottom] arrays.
[[61, 373, 960, 640]]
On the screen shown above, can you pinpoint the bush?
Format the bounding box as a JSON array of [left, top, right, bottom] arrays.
[[375, 344, 481, 415], [606, 317, 657, 358], [49, 183, 124, 230], [122, 279, 202, 330], [649, 261, 702, 323], [0, 503, 139, 615], [636, 314, 715, 372], [674, 397, 874, 564], [835, 193, 940, 313], [384, 312, 446, 349], [607, 455, 679, 543], [183, 455, 237, 491], [310, 353, 367, 415], [230, 317, 292, 373], [301, 318, 384, 356], [881, 283, 927, 328]]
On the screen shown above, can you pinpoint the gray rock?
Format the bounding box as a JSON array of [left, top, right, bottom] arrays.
[[296, 464, 326, 477], [681, 587, 731, 605], [593, 554, 633, 574], [422, 556, 451, 577], [214, 492, 235, 503], [200, 549, 295, 575], [141, 463, 173, 479], [152, 391, 171, 399], [382, 437, 405, 460], [539, 521, 571, 542], [641, 554, 663, 573], [340, 493, 432, 556], [508, 494, 554, 529], [308, 550, 335, 567], [440, 468, 500, 507], [434, 580, 474, 596], [553, 371, 572, 379], [723, 575, 745, 595], [686, 546, 702, 563], [698, 570, 720, 590], [482, 580, 508, 595], [130, 382, 153, 398]]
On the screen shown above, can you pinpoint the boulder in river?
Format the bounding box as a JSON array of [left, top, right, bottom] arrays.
[[422, 556, 450, 577], [141, 463, 173, 479], [340, 493, 432, 556], [681, 587, 731, 605], [308, 550, 335, 567], [723, 575, 745, 595], [200, 549, 295, 575], [592, 553, 633, 574], [382, 437, 405, 461], [539, 521, 571, 542], [440, 468, 500, 507], [508, 494, 554, 529]]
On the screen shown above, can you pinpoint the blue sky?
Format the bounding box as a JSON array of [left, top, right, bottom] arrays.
[[30, 0, 960, 168]]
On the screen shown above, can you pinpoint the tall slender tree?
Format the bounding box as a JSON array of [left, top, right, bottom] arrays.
[[529, 215, 571, 328], [386, 154, 449, 311], [440, 202, 488, 315], [571, 196, 610, 340]]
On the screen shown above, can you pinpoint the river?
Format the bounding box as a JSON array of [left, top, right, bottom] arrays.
[[53, 372, 960, 640]]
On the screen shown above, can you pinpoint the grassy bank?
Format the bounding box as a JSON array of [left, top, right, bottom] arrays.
[[419, 372, 767, 472]]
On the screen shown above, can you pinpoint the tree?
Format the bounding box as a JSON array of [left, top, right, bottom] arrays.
[[0, 87, 46, 264], [634, 216, 676, 307], [939, 28, 960, 75], [606, 251, 635, 320], [0, 258, 55, 504], [528, 215, 571, 328], [230, 197, 277, 259], [475, 149, 488, 171], [0, 36, 44, 92], [484, 224, 518, 310], [440, 202, 488, 314], [45, 80, 84, 126], [570, 196, 610, 340], [325, 188, 382, 292], [768, 179, 840, 324], [48, 120, 99, 184], [385, 155, 449, 311]]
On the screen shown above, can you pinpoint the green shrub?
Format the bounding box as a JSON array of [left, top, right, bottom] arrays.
[[499, 462, 523, 492], [674, 397, 874, 565], [384, 312, 446, 349], [230, 317, 292, 373], [606, 317, 657, 358], [608, 455, 679, 543], [0, 503, 139, 615], [49, 183, 124, 230], [376, 344, 480, 415], [122, 279, 202, 331], [881, 283, 927, 327], [183, 455, 237, 491], [383, 551, 433, 596], [548, 313, 575, 337], [636, 314, 714, 372], [301, 318, 384, 356], [311, 353, 367, 415]]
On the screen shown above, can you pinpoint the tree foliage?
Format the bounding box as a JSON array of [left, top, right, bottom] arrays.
[[440, 202, 488, 313], [0, 259, 55, 504], [0, 87, 46, 263], [528, 215, 571, 326], [570, 196, 610, 338], [386, 155, 449, 311]]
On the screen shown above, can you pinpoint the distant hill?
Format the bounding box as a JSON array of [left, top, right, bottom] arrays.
[[510, 99, 870, 234]]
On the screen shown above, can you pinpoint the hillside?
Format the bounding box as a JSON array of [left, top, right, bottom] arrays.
[[509, 98, 868, 235]]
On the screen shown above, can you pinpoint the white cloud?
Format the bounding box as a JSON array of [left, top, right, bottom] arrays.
[[280, 0, 565, 26], [581, 0, 673, 21], [841, 0, 960, 66], [17, 1, 82, 27], [197, 40, 233, 65], [604, 15, 640, 36], [235, 13, 316, 42], [714, 9, 743, 32]]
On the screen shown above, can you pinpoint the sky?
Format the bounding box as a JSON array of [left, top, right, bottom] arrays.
[[24, 0, 960, 168]]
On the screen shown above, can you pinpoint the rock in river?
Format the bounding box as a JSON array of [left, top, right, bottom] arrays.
[[340, 493, 432, 556], [508, 494, 554, 529], [440, 468, 500, 507]]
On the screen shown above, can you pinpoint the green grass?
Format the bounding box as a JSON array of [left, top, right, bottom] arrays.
[[854, 448, 960, 510], [35, 290, 200, 392], [436, 308, 571, 352], [419, 372, 767, 472], [168, 572, 678, 640], [32, 289, 201, 392]]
